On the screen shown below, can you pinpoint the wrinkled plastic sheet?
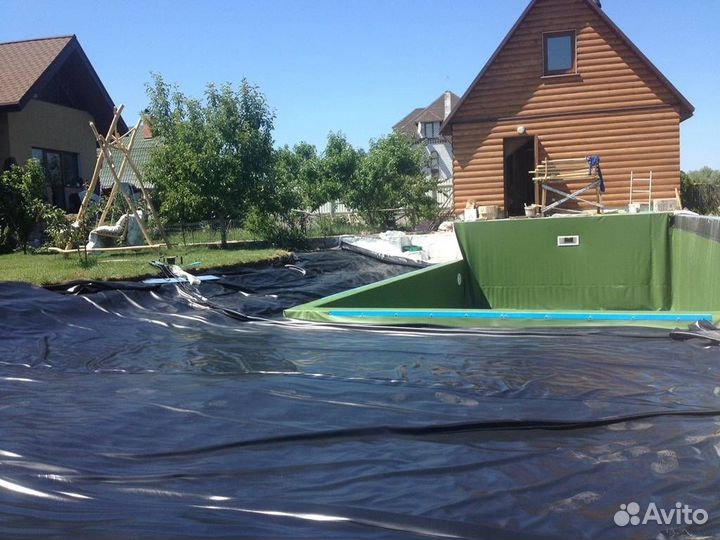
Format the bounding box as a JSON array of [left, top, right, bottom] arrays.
[[0, 250, 719, 539]]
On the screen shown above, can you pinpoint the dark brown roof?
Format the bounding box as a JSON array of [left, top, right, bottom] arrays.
[[0, 35, 127, 133], [393, 107, 425, 136], [418, 92, 460, 123], [442, 0, 694, 134], [0, 36, 72, 106], [394, 92, 460, 137]]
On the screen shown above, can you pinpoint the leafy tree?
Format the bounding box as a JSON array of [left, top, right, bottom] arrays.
[[255, 135, 362, 243], [344, 132, 437, 229], [319, 132, 363, 208], [144, 73, 275, 245], [0, 160, 47, 253], [685, 166, 720, 185], [261, 143, 318, 237], [681, 167, 720, 215], [269, 133, 361, 217]]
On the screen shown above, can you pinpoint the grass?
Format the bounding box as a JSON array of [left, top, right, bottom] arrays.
[[162, 219, 371, 247], [0, 247, 290, 286], [0, 216, 370, 286]]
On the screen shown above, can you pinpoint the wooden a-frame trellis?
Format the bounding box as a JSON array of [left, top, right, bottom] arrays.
[[69, 105, 171, 250]]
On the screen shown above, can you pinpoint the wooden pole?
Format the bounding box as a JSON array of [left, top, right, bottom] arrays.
[[98, 117, 142, 226], [65, 105, 124, 250], [112, 146, 171, 248], [90, 123, 155, 248]]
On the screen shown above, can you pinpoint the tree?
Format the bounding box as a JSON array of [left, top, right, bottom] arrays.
[[686, 166, 720, 185], [271, 133, 361, 218], [257, 134, 363, 242], [266, 142, 319, 234], [681, 167, 720, 215], [344, 132, 437, 230], [286, 141, 324, 216], [319, 132, 363, 208], [0, 160, 47, 253], [144, 73, 275, 245]]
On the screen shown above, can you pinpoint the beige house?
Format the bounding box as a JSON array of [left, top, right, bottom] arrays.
[[0, 35, 125, 211]]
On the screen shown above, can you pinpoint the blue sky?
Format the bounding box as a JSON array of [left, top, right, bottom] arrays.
[[1, 0, 718, 170]]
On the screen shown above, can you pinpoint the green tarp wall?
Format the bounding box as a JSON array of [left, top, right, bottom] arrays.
[[671, 216, 720, 312], [285, 213, 720, 326], [455, 214, 672, 311], [304, 260, 474, 310]]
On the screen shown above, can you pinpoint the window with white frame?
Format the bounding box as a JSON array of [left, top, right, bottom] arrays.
[[422, 122, 440, 139]]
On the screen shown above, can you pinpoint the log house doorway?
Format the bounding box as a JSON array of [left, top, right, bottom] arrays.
[[503, 136, 537, 217]]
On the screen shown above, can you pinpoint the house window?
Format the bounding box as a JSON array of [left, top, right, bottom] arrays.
[[429, 151, 440, 178], [543, 31, 576, 75], [422, 122, 440, 139], [31, 148, 81, 209]]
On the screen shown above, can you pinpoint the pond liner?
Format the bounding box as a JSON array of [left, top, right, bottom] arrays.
[[2, 250, 720, 538]]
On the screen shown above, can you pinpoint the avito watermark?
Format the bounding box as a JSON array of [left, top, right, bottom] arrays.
[[614, 501, 708, 527]]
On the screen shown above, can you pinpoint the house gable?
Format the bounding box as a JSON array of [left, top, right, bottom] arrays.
[[393, 107, 424, 138], [394, 92, 460, 139], [0, 36, 72, 108], [443, 0, 693, 132], [0, 35, 126, 134]]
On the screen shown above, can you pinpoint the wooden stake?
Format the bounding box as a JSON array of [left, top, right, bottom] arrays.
[[113, 145, 172, 248], [91, 123, 154, 247], [73, 108, 172, 251], [99, 117, 142, 225], [66, 105, 124, 250]]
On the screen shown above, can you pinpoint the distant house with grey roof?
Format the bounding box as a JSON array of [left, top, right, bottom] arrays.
[[393, 91, 459, 209], [0, 35, 125, 211]]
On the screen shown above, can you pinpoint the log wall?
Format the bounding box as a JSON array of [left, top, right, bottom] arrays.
[[450, 0, 687, 213]]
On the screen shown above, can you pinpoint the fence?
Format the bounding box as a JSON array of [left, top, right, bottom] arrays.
[[315, 201, 352, 215], [313, 178, 454, 218], [433, 178, 454, 213], [159, 220, 255, 246], [93, 178, 457, 247]]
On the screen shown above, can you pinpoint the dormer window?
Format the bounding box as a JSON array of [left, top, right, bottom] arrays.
[[543, 30, 576, 76], [422, 122, 440, 139]]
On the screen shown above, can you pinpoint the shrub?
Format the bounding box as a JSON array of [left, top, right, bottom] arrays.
[[43, 201, 103, 251], [244, 208, 307, 248], [0, 160, 47, 253], [344, 133, 438, 230], [681, 170, 720, 215]]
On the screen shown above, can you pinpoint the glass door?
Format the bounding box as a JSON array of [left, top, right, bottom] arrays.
[[45, 151, 65, 209]]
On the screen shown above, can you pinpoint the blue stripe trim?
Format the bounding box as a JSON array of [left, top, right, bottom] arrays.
[[328, 309, 713, 322]]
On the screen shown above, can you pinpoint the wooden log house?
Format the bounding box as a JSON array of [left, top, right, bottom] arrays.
[[442, 0, 694, 216]]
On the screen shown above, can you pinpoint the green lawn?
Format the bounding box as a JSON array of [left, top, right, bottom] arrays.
[[0, 247, 290, 286]]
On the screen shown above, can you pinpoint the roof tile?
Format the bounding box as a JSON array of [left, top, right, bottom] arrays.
[[0, 36, 73, 106], [393, 92, 460, 138]]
